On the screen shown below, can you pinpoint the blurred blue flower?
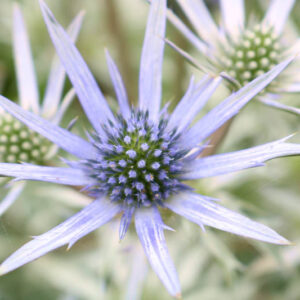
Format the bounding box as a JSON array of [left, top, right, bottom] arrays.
[[169, 0, 300, 115], [0, 0, 298, 297], [0, 4, 83, 216]]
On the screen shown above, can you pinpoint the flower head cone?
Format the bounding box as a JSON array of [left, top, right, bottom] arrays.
[[0, 4, 84, 216], [0, 0, 299, 297], [169, 0, 300, 115]]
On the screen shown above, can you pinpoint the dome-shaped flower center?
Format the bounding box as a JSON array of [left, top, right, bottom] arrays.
[[221, 24, 282, 87], [87, 112, 188, 207], [0, 112, 51, 164]]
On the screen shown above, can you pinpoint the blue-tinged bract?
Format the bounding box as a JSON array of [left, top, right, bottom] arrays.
[[0, 5, 83, 217], [170, 0, 300, 114], [0, 0, 299, 297]]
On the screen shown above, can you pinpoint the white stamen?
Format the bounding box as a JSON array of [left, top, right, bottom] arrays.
[[10, 145, 19, 153], [236, 51, 244, 58], [260, 57, 269, 67], [32, 149, 40, 158], [242, 71, 251, 79], [13, 121, 21, 130], [243, 40, 251, 48], [7, 154, 16, 162], [22, 141, 31, 150], [3, 125, 11, 133], [248, 61, 258, 69], [0, 135, 7, 142], [19, 153, 29, 161], [10, 135, 18, 143], [264, 38, 272, 46], [247, 51, 255, 59], [236, 61, 244, 69], [20, 131, 28, 139]]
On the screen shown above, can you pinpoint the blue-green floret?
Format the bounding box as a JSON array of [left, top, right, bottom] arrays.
[[84, 111, 190, 207]]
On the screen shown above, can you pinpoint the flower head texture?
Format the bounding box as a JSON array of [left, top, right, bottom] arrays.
[[0, 0, 299, 297], [169, 0, 300, 114], [0, 4, 83, 216]]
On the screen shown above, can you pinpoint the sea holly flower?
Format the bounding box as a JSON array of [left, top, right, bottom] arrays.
[[0, 4, 83, 216], [168, 0, 300, 114], [0, 0, 298, 297]]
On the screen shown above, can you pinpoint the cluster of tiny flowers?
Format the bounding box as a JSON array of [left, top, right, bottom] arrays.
[[219, 24, 282, 87], [84, 111, 189, 207], [0, 112, 50, 164]]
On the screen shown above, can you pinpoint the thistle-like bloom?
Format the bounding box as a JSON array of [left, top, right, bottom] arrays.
[[169, 0, 300, 114], [0, 0, 299, 297], [0, 4, 83, 216]]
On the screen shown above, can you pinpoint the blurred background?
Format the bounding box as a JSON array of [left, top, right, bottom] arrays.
[[1, 0, 300, 299]]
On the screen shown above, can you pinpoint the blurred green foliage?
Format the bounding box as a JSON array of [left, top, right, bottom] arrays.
[[0, 0, 300, 299]]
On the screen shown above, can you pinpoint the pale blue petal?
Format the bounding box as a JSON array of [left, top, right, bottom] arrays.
[[125, 247, 148, 300], [119, 206, 135, 241], [182, 57, 294, 149], [42, 11, 84, 119], [0, 198, 121, 275], [167, 75, 197, 130], [135, 207, 181, 297], [0, 95, 97, 160], [263, 0, 295, 35], [180, 136, 300, 180], [0, 182, 25, 217], [0, 163, 92, 186], [105, 49, 131, 120], [168, 75, 222, 133], [51, 89, 76, 125], [220, 0, 244, 39], [167, 8, 208, 54], [258, 96, 300, 115], [39, 0, 116, 135], [139, 0, 166, 121], [166, 193, 290, 245], [175, 76, 222, 133], [164, 39, 208, 72], [13, 4, 39, 114], [177, 0, 219, 44], [284, 38, 300, 56], [276, 82, 300, 93]]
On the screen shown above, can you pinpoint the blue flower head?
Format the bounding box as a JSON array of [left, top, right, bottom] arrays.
[[169, 0, 300, 114], [0, 0, 299, 297], [0, 4, 83, 216]]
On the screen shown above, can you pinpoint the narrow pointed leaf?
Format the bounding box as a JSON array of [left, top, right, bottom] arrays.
[[177, 0, 219, 43], [259, 96, 300, 115], [220, 0, 244, 38], [0, 198, 121, 275], [176, 76, 222, 133], [0, 95, 97, 160], [40, 0, 115, 135], [135, 207, 181, 297], [183, 57, 294, 149], [166, 193, 290, 245], [167, 8, 208, 54], [139, 0, 166, 121], [119, 206, 135, 240], [0, 163, 92, 186], [263, 0, 295, 35], [105, 49, 130, 120], [0, 182, 25, 217], [13, 4, 39, 113], [181, 136, 300, 179], [42, 11, 84, 119]]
